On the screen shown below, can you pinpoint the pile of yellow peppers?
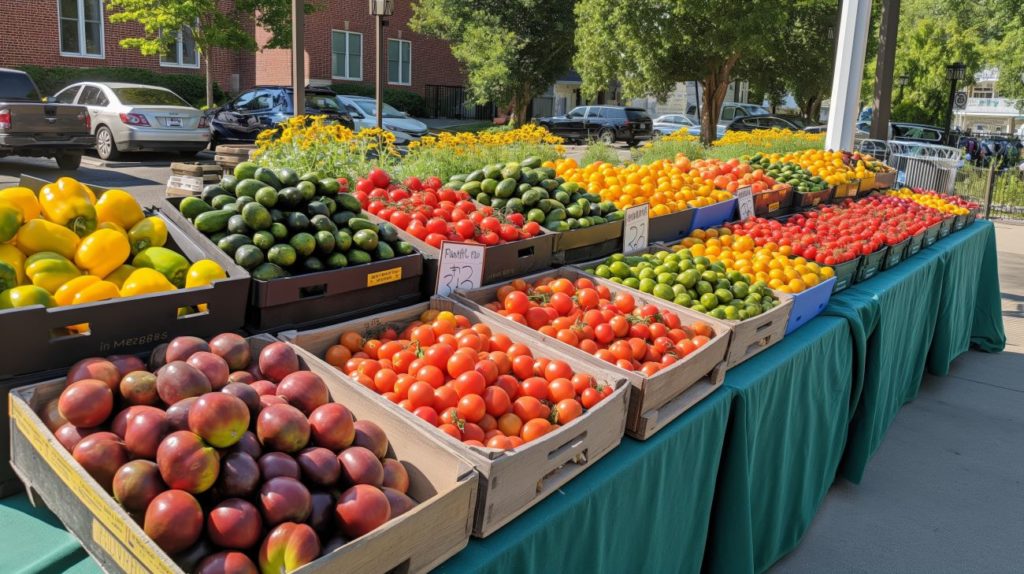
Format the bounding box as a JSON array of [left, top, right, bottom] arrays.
[[0, 177, 226, 312]]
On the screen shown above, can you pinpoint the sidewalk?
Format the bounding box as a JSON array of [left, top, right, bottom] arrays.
[[772, 221, 1024, 573]]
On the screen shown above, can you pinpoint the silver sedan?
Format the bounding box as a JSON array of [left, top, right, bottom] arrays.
[[51, 81, 209, 160]]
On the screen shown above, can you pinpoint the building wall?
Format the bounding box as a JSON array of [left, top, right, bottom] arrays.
[[256, 2, 466, 97], [0, 0, 249, 96]]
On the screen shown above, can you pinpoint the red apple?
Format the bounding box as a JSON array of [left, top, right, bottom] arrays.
[[308, 403, 355, 452], [207, 498, 262, 550], [143, 489, 203, 554], [156, 430, 220, 494], [335, 484, 391, 538]]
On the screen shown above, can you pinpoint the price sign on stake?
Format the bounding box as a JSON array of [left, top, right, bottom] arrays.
[[436, 241, 486, 297], [623, 203, 650, 254], [736, 186, 755, 220]]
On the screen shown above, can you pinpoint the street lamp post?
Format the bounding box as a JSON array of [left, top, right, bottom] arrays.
[[369, 0, 396, 130], [897, 75, 909, 103], [944, 62, 966, 145]]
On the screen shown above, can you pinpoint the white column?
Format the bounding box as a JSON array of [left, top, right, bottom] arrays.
[[825, 0, 874, 150]]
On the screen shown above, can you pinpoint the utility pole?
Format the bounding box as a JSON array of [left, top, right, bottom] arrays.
[[291, 0, 304, 117], [870, 0, 900, 141]]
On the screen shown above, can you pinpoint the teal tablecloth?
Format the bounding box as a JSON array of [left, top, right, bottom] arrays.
[[0, 221, 1004, 574]]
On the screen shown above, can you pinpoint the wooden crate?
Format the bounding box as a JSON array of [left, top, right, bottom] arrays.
[[8, 335, 477, 574], [279, 299, 630, 538], [451, 268, 733, 440], [166, 163, 220, 198], [213, 144, 255, 174]]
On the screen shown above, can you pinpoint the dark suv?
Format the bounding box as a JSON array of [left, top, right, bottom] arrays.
[[208, 86, 353, 146], [537, 106, 653, 145]]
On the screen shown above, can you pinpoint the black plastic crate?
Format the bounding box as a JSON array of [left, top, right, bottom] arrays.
[[907, 230, 926, 257], [952, 213, 968, 231], [882, 238, 911, 271], [923, 221, 941, 247], [938, 216, 954, 238], [830, 256, 861, 293], [753, 185, 793, 218], [855, 246, 889, 283], [792, 187, 834, 210]]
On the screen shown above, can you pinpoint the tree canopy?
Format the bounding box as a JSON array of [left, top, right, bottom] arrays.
[[410, 0, 576, 124]]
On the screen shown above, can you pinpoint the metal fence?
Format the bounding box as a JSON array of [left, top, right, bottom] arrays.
[[856, 139, 964, 195], [954, 163, 1024, 221]]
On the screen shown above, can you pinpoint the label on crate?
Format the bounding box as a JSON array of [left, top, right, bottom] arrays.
[[367, 267, 403, 287], [166, 175, 203, 193], [10, 399, 176, 574], [436, 241, 486, 297], [623, 203, 650, 254], [92, 520, 149, 574], [768, 201, 780, 212], [736, 186, 755, 220]]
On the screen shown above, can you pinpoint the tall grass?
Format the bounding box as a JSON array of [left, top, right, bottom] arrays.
[[579, 141, 624, 166]]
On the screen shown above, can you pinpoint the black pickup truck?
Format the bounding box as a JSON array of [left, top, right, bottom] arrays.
[[0, 68, 95, 169]]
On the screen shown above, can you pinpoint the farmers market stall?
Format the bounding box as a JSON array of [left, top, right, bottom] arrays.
[[0, 219, 1003, 574]]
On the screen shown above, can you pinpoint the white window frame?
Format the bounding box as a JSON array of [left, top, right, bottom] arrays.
[[387, 38, 412, 86], [160, 24, 200, 69], [331, 30, 363, 81], [58, 0, 105, 59]]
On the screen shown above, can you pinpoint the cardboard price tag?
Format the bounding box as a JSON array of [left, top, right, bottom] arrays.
[[736, 186, 755, 220], [166, 175, 203, 193], [623, 203, 650, 254], [436, 241, 486, 296]]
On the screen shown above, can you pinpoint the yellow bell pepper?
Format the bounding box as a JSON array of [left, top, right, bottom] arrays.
[[0, 285, 56, 309], [105, 264, 136, 289], [55, 275, 120, 306], [0, 186, 41, 220], [185, 259, 227, 312], [0, 200, 23, 243], [25, 252, 81, 294], [95, 189, 144, 230], [0, 244, 26, 285], [16, 219, 80, 259], [128, 216, 168, 254], [120, 268, 176, 297], [39, 177, 97, 237], [75, 229, 130, 279], [133, 246, 188, 288], [98, 221, 128, 236]]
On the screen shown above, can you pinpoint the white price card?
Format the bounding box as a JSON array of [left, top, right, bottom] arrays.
[[623, 203, 650, 254], [167, 175, 204, 193], [736, 186, 755, 220], [436, 241, 486, 297]]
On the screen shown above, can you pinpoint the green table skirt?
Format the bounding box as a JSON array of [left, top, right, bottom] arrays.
[[0, 221, 1004, 574]]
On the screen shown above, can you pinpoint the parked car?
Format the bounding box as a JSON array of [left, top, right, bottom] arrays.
[[51, 82, 207, 160], [855, 121, 946, 144], [723, 114, 826, 133], [208, 86, 353, 147], [652, 114, 695, 135], [536, 106, 653, 144], [0, 68, 93, 169], [335, 95, 428, 145], [684, 102, 769, 125]]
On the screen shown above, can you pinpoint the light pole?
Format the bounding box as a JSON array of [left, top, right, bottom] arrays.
[[944, 62, 966, 145], [369, 0, 395, 130], [292, 0, 304, 117], [897, 75, 909, 103]]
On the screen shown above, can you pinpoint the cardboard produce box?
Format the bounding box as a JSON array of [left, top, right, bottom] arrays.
[[8, 335, 477, 574], [279, 298, 630, 537]]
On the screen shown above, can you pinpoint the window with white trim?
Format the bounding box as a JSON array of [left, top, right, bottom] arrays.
[[160, 25, 200, 68], [331, 30, 363, 81], [387, 39, 411, 86], [58, 0, 104, 58]]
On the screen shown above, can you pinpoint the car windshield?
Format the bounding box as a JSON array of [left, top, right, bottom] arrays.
[[626, 109, 650, 121], [113, 87, 190, 106], [781, 116, 809, 128], [307, 93, 343, 112], [353, 100, 405, 118], [0, 73, 41, 102]]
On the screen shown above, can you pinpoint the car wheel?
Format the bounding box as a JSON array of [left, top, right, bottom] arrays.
[[626, 139, 637, 147], [55, 153, 82, 170], [599, 129, 615, 145], [95, 126, 120, 160]]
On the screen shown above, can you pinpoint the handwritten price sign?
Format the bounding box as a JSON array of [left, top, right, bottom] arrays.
[[623, 203, 650, 254], [736, 186, 755, 220], [436, 241, 486, 297]]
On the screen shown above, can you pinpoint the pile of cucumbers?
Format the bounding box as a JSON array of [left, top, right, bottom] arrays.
[[449, 157, 624, 232], [747, 154, 828, 193], [176, 162, 415, 281]]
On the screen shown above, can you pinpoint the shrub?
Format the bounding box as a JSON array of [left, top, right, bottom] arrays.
[[579, 141, 623, 166], [18, 65, 223, 107], [329, 84, 427, 117]]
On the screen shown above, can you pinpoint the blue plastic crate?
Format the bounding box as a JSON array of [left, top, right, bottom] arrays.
[[689, 198, 738, 233], [785, 276, 836, 334]]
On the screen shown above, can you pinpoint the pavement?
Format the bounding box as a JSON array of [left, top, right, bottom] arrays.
[[772, 221, 1024, 574]]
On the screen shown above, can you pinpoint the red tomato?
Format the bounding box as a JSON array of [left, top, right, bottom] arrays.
[[520, 377, 550, 401], [453, 370, 487, 398], [433, 386, 460, 412], [548, 378, 576, 403], [408, 381, 436, 408], [554, 399, 583, 424], [414, 406, 438, 425], [416, 365, 445, 388], [520, 419, 552, 442], [483, 386, 512, 417], [513, 396, 543, 421], [457, 394, 486, 423], [580, 387, 602, 409]]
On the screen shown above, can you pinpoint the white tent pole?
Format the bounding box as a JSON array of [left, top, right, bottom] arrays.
[[825, 0, 874, 150]]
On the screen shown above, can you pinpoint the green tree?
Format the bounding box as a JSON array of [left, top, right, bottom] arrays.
[[575, 0, 787, 144], [410, 0, 576, 125], [105, 0, 313, 107]]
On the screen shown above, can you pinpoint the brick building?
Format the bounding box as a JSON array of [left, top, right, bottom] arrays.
[[0, 0, 466, 113]]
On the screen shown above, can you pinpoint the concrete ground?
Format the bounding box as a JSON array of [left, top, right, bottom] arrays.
[[772, 221, 1024, 574]]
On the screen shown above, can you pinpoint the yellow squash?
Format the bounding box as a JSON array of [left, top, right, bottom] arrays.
[[185, 259, 227, 312], [55, 275, 120, 306], [104, 264, 136, 289], [0, 285, 56, 309], [16, 219, 80, 259], [0, 244, 26, 284], [39, 177, 97, 237], [120, 268, 176, 297], [25, 252, 81, 294], [95, 189, 144, 230], [75, 229, 130, 278], [128, 216, 168, 254], [0, 186, 41, 221]]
